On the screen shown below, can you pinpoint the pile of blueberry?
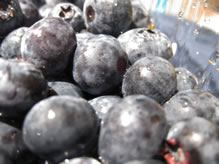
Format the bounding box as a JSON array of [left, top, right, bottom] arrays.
[[0, 0, 219, 164]]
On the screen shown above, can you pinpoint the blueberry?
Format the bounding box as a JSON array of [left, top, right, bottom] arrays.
[[123, 159, 165, 164], [99, 95, 169, 164], [163, 89, 219, 125], [22, 96, 99, 163], [20, 17, 77, 77], [49, 3, 85, 32], [130, 0, 151, 28], [89, 95, 121, 120], [48, 81, 83, 97], [0, 0, 24, 37], [167, 117, 219, 164], [0, 58, 48, 119], [18, 0, 40, 26], [59, 157, 101, 164], [175, 67, 198, 92], [122, 56, 177, 104], [0, 27, 28, 59], [83, 0, 132, 36], [73, 34, 128, 95], [118, 28, 173, 64]]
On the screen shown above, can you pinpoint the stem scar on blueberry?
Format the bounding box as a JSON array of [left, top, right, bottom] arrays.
[[159, 139, 190, 164], [0, 0, 15, 20], [59, 6, 74, 20], [147, 29, 155, 34], [117, 58, 127, 73], [86, 5, 95, 22]]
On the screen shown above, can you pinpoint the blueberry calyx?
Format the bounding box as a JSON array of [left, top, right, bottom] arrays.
[[0, 0, 15, 21], [86, 5, 95, 22], [147, 29, 155, 34], [117, 58, 127, 73], [59, 6, 75, 20], [159, 139, 190, 164]]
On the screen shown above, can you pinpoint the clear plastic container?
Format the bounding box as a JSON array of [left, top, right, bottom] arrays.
[[139, 0, 219, 97]]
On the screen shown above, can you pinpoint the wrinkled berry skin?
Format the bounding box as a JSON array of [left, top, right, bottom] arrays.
[[49, 3, 85, 32], [48, 81, 83, 97], [118, 28, 173, 65], [99, 95, 169, 164], [175, 67, 198, 92], [122, 56, 177, 104], [83, 0, 132, 36], [163, 89, 219, 125], [73, 34, 128, 95], [0, 0, 24, 37], [89, 96, 121, 121], [123, 159, 165, 164], [0, 58, 48, 119], [0, 27, 28, 59], [18, 0, 40, 26], [59, 157, 101, 164], [22, 96, 99, 163], [21, 17, 76, 77], [167, 117, 219, 164]]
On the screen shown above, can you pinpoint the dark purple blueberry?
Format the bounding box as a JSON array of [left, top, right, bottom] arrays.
[[22, 96, 99, 163], [130, 0, 151, 28], [123, 159, 165, 164], [73, 34, 128, 95], [175, 67, 198, 92], [48, 81, 83, 97], [20, 17, 76, 77], [122, 56, 177, 104], [167, 117, 219, 164], [0, 27, 28, 59], [89, 96, 122, 120], [163, 89, 219, 125], [59, 157, 101, 164], [83, 0, 132, 36], [0, 0, 24, 37], [18, 0, 40, 26], [118, 28, 173, 64], [49, 3, 85, 32], [0, 58, 48, 119], [99, 95, 169, 164]]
